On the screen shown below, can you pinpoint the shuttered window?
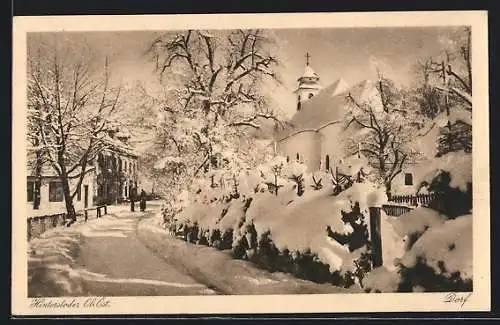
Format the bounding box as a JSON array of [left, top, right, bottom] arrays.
[[27, 181, 34, 202], [49, 181, 64, 202], [404, 173, 413, 186]]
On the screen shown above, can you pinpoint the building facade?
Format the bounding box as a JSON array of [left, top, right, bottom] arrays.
[[275, 58, 422, 195], [94, 131, 139, 205], [26, 129, 139, 216], [26, 171, 95, 216]]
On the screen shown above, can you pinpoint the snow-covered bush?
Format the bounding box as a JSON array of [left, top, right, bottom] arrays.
[[256, 155, 299, 196], [363, 266, 401, 293], [310, 173, 323, 191], [327, 202, 372, 288], [283, 161, 308, 196], [415, 150, 472, 218], [396, 215, 472, 292]]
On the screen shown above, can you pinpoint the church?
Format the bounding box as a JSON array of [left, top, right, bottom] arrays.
[[274, 54, 424, 195]]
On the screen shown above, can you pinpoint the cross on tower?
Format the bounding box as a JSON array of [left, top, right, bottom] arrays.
[[305, 52, 311, 66]]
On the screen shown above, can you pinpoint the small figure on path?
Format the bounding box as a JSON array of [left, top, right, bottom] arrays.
[[130, 187, 137, 212], [140, 189, 147, 212]]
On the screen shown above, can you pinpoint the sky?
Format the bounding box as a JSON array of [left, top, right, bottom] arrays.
[[28, 26, 460, 118]]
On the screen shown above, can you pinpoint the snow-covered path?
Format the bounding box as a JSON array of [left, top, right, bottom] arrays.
[[28, 203, 354, 297]]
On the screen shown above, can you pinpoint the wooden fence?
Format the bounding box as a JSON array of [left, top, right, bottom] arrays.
[[389, 193, 441, 207], [382, 204, 414, 217], [382, 193, 442, 217], [27, 205, 107, 241]]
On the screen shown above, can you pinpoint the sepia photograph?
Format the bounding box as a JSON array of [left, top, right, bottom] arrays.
[[12, 11, 489, 315]]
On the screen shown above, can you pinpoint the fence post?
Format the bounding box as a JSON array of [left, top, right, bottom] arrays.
[[97, 207, 101, 219], [369, 206, 383, 268], [84, 210, 88, 222], [104, 205, 107, 215], [27, 218, 32, 241], [40, 216, 46, 234]]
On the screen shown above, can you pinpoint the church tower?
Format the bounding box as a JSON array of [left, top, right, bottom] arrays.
[[294, 52, 321, 111]]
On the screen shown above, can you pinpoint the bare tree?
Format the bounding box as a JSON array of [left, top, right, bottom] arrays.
[[424, 27, 472, 155], [427, 26, 472, 110], [148, 29, 284, 185], [26, 121, 46, 209], [28, 36, 121, 222], [345, 75, 420, 197]]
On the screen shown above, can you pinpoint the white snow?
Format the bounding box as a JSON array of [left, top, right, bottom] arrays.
[[399, 214, 472, 279], [363, 266, 401, 293], [378, 212, 406, 271], [79, 269, 207, 288], [387, 207, 447, 238], [335, 182, 388, 212], [413, 150, 472, 192], [154, 156, 184, 169], [449, 108, 472, 125], [336, 153, 372, 177]]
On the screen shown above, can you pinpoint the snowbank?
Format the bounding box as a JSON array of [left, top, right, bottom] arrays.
[[400, 214, 472, 279], [387, 207, 447, 238], [335, 182, 388, 212], [413, 151, 472, 192], [449, 108, 472, 126], [28, 227, 85, 296], [380, 213, 406, 271], [363, 266, 401, 293]]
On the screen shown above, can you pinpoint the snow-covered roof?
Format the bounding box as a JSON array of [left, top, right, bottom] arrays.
[[103, 134, 139, 158], [278, 79, 375, 140], [301, 65, 320, 79]]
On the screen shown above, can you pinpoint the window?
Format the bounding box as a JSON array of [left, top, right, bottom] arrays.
[[77, 185, 81, 201], [325, 155, 330, 172], [404, 173, 413, 186], [124, 161, 127, 173], [49, 181, 64, 202], [286, 156, 290, 163], [296, 153, 300, 162], [27, 181, 34, 202], [297, 100, 301, 111]]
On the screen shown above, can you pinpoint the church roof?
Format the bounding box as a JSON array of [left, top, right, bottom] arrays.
[[277, 79, 376, 140], [301, 65, 319, 79]]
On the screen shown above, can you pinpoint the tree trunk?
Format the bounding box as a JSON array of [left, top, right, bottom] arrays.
[[60, 175, 77, 225], [385, 182, 392, 201], [33, 137, 43, 210], [274, 173, 278, 196], [33, 152, 42, 210]]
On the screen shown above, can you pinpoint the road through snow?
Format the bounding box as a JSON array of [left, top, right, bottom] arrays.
[[28, 203, 354, 296]]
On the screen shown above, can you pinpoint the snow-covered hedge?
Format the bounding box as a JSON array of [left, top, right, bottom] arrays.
[[162, 173, 399, 290], [162, 147, 472, 292]]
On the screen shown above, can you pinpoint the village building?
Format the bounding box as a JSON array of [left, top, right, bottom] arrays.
[[26, 128, 139, 216], [274, 55, 430, 195], [94, 129, 139, 205]]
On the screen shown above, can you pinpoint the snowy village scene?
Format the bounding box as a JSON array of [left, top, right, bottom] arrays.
[[14, 12, 488, 313]]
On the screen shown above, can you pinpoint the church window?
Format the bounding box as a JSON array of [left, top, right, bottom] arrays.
[[286, 156, 290, 163], [297, 100, 301, 111], [404, 173, 413, 186], [308, 93, 314, 99], [325, 155, 330, 172], [296, 153, 300, 162]]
